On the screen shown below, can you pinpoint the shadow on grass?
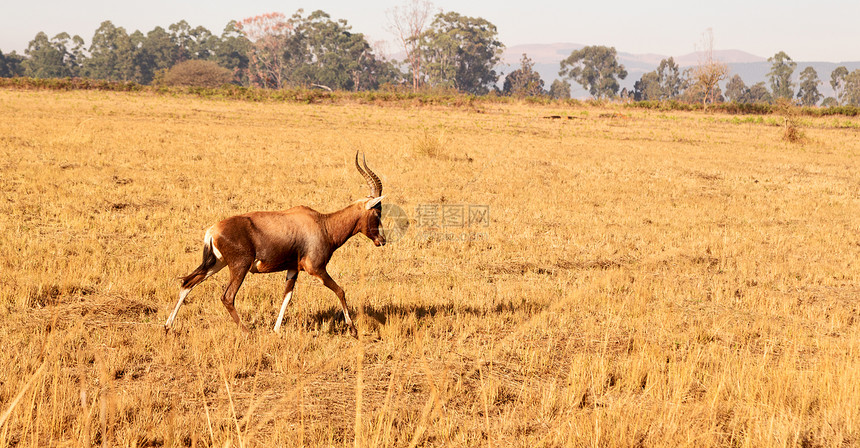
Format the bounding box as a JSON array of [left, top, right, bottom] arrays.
[[304, 298, 548, 335]]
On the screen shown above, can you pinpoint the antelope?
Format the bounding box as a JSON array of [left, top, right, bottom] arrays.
[[164, 152, 386, 338]]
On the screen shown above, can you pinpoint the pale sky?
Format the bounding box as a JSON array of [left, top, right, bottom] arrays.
[[2, 0, 857, 63]]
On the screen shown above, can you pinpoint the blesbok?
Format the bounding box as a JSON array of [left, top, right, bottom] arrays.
[[164, 152, 386, 338]]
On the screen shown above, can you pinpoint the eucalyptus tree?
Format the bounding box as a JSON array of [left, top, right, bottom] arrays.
[[419, 11, 504, 94], [767, 51, 797, 100], [796, 66, 822, 106], [23, 32, 85, 78], [559, 45, 627, 99]]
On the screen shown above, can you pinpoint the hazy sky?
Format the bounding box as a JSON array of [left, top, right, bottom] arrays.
[[2, 0, 857, 63]]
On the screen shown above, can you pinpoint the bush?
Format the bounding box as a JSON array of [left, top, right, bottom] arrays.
[[162, 60, 233, 88]]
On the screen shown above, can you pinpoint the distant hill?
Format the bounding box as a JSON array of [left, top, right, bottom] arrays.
[[499, 43, 860, 99]]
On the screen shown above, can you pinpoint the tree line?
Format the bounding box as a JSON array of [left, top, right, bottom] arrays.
[[1, 5, 859, 106], [0, 7, 505, 95], [546, 45, 860, 107]]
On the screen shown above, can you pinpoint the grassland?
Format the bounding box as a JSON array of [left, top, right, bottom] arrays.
[[0, 88, 858, 447]]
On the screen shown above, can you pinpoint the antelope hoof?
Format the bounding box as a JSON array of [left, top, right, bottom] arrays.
[[349, 325, 359, 339]]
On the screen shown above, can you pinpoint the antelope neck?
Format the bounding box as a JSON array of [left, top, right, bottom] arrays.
[[323, 203, 363, 248]]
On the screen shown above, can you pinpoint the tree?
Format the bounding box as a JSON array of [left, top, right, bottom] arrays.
[[134, 26, 177, 84], [830, 66, 849, 105], [633, 57, 682, 101], [633, 71, 661, 100], [291, 10, 399, 91], [767, 51, 796, 100], [419, 11, 504, 94], [0, 51, 25, 77], [83, 21, 136, 81], [237, 12, 300, 88], [502, 53, 544, 97], [387, 0, 435, 91], [747, 82, 773, 104], [548, 79, 571, 99], [658, 57, 683, 99], [821, 97, 838, 107], [558, 45, 627, 99], [681, 72, 724, 104], [215, 21, 251, 84], [724, 74, 748, 103], [689, 29, 729, 107], [168, 20, 217, 61], [796, 66, 822, 106], [841, 69, 860, 106], [23, 32, 85, 78]]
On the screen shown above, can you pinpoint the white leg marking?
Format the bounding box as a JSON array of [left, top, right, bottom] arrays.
[[165, 287, 191, 328], [342, 307, 353, 326], [273, 291, 293, 333]]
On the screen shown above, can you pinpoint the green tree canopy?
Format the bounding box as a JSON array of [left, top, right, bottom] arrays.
[[767, 51, 796, 100], [131, 26, 177, 84], [291, 10, 399, 91], [633, 57, 682, 101], [6, 19, 252, 85], [23, 32, 84, 78], [839, 69, 860, 106], [558, 45, 627, 99], [0, 51, 26, 77], [548, 79, 571, 99], [747, 82, 773, 104], [830, 66, 849, 105], [419, 11, 504, 94], [724, 74, 748, 103], [502, 53, 544, 97], [796, 66, 822, 106], [215, 21, 251, 83], [821, 97, 838, 107], [83, 21, 136, 81], [633, 71, 660, 101]]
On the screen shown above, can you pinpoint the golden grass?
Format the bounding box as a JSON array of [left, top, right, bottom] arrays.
[[0, 89, 859, 447]]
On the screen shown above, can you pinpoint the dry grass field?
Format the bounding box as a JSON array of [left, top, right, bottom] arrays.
[[0, 88, 859, 447]]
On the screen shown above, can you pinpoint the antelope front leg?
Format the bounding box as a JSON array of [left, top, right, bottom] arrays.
[[273, 270, 298, 333], [314, 270, 358, 339]]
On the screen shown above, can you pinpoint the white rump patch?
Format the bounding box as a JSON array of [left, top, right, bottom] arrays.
[[205, 227, 223, 260]]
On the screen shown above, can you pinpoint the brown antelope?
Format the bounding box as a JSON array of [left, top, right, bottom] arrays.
[[164, 152, 386, 338]]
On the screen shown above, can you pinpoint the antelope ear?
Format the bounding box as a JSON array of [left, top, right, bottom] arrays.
[[365, 196, 385, 209]]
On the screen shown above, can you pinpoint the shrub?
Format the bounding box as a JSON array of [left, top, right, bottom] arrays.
[[162, 60, 233, 88]]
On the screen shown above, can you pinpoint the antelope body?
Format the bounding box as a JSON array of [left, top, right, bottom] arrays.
[[164, 153, 386, 337]]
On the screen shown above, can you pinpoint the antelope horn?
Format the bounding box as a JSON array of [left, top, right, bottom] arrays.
[[361, 153, 383, 197], [355, 151, 377, 196]]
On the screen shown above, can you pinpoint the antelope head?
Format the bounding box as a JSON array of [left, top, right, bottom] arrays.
[[355, 151, 386, 247]]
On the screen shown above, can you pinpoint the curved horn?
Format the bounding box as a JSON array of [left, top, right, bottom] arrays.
[[355, 151, 376, 196], [361, 153, 383, 197]]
